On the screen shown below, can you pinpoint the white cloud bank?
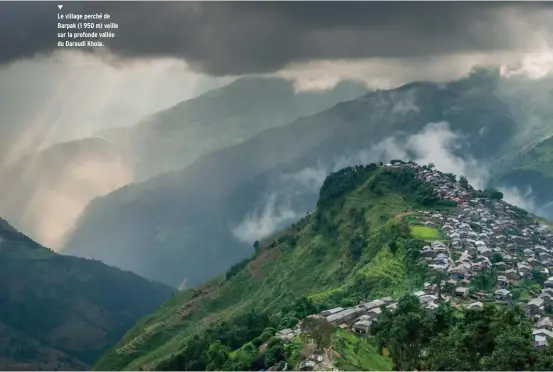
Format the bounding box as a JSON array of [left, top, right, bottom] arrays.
[[231, 193, 302, 244]]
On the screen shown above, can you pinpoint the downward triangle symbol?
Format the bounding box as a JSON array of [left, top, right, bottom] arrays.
[[58, 4, 63, 9]]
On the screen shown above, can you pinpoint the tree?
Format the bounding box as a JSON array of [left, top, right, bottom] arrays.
[[371, 295, 435, 370], [443, 281, 456, 296], [532, 270, 547, 286], [491, 252, 503, 264], [459, 176, 469, 189], [431, 270, 448, 300], [483, 188, 504, 200], [481, 328, 534, 370], [253, 240, 260, 251], [348, 236, 364, 261], [205, 341, 230, 370], [372, 295, 546, 371], [300, 317, 334, 350], [424, 326, 475, 370], [389, 241, 399, 254], [264, 339, 286, 367], [443, 173, 457, 182], [470, 270, 496, 292]]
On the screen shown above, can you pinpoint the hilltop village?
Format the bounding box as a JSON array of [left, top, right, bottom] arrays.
[[274, 161, 553, 370]]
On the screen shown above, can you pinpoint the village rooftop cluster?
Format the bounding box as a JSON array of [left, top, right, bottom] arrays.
[[271, 161, 553, 370]]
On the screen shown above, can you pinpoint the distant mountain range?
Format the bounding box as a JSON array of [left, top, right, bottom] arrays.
[[0, 77, 368, 248], [91, 77, 370, 182], [0, 217, 173, 370], [63, 69, 553, 288]]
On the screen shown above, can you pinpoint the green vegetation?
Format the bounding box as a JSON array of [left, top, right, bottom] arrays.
[[333, 329, 392, 371], [409, 225, 440, 241], [95, 164, 441, 371], [300, 317, 333, 349], [0, 218, 173, 370], [371, 294, 553, 371], [474, 188, 504, 200]]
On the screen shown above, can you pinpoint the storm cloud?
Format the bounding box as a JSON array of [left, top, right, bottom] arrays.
[[1, 2, 552, 75]]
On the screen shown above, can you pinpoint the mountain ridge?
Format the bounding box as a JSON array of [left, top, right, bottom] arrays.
[[0, 216, 174, 370]]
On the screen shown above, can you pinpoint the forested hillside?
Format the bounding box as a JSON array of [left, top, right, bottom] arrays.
[[0, 218, 173, 370]]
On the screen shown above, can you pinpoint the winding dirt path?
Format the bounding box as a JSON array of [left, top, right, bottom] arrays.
[[395, 212, 416, 221]]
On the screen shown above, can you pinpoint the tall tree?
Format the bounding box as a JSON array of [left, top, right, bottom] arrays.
[[371, 295, 435, 370], [300, 317, 334, 350], [430, 270, 448, 301]]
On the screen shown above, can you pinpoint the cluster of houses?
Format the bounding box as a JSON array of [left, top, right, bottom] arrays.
[[408, 163, 553, 348], [411, 163, 471, 204], [273, 162, 553, 365], [273, 298, 398, 370], [320, 297, 396, 334], [275, 296, 397, 344]]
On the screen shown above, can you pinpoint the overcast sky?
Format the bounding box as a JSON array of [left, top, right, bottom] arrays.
[[1, 2, 552, 73], [0, 1, 552, 145]]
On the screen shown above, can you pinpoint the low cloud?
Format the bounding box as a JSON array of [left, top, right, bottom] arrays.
[[231, 193, 302, 244], [497, 186, 538, 214], [405, 122, 490, 190], [498, 186, 553, 220], [277, 48, 553, 91], [281, 164, 328, 192], [0, 141, 133, 249], [370, 122, 490, 189]]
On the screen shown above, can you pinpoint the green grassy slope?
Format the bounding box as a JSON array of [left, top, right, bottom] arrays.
[[410, 226, 440, 241], [95, 164, 451, 371]]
